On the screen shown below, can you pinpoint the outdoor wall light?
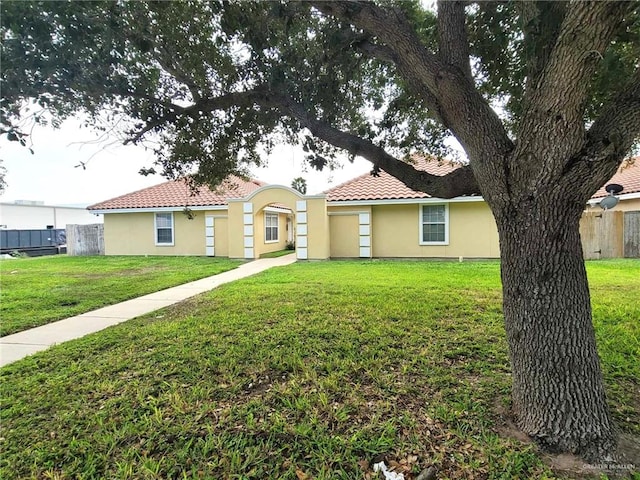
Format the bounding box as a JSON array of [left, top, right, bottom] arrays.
[[599, 183, 623, 210]]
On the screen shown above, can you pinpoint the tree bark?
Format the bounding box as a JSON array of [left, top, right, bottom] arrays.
[[495, 193, 616, 462]]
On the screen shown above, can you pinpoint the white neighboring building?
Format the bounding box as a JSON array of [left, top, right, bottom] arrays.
[[0, 201, 102, 230]]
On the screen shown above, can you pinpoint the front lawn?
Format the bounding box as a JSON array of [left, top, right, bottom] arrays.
[[0, 255, 241, 336], [0, 260, 638, 479]]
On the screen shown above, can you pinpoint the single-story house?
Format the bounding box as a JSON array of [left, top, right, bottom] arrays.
[[87, 157, 640, 260]]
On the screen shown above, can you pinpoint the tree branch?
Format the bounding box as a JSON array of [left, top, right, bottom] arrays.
[[311, 1, 514, 168], [437, 0, 472, 78], [271, 94, 480, 198], [354, 39, 397, 65], [518, 1, 634, 148], [562, 68, 640, 198], [123, 89, 269, 145]]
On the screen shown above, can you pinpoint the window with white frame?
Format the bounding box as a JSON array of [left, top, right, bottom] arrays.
[[420, 204, 448, 244], [155, 212, 174, 245], [265, 212, 279, 242]]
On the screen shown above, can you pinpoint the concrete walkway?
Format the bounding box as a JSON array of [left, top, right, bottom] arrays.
[[0, 254, 297, 367]]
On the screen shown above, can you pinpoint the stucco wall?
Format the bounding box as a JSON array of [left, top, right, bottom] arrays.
[[210, 215, 229, 257], [329, 214, 360, 257], [104, 211, 206, 255], [255, 210, 288, 257], [369, 202, 499, 258]]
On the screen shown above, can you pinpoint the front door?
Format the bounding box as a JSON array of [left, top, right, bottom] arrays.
[[205, 215, 215, 256]]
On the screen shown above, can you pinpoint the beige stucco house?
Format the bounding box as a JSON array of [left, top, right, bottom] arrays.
[[87, 157, 639, 260]]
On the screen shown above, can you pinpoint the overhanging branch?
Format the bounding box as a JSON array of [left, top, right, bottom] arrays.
[[310, 1, 514, 165], [272, 94, 480, 198]]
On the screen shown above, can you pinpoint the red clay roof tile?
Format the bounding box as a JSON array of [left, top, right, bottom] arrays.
[[88, 176, 267, 210], [325, 156, 463, 202], [326, 156, 640, 202], [592, 158, 640, 198]]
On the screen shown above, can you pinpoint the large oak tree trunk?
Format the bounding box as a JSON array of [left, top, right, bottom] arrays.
[[495, 196, 616, 462]]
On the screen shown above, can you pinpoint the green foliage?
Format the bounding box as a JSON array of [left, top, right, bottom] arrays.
[[1, 1, 638, 186], [1, 260, 637, 479], [0, 255, 240, 336]]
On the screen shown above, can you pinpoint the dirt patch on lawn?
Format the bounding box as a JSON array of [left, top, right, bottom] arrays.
[[493, 399, 640, 478]]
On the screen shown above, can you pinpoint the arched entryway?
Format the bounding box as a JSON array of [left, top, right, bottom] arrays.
[[227, 186, 330, 260]]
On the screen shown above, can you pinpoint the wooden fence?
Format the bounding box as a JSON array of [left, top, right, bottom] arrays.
[[66, 223, 104, 256], [580, 210, 640, 259]]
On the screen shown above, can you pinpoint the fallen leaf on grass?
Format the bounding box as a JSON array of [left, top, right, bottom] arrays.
[[295, 468, 309, 480]]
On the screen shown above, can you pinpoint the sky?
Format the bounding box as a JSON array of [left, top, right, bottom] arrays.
[[0, 117, 373, 207]]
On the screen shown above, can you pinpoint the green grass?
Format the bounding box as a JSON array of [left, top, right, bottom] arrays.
[[260, 249, 295, 258], [0, 260, 638, 479], [0, 255, 241, 336]]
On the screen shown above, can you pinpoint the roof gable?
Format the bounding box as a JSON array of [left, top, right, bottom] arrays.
[[88, 176, 267, 211]]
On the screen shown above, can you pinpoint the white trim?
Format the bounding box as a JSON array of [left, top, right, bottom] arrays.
[[297, 224, 307, 235], [359, 247, 371, 257], [264, 206, 292, 214], [297, 247, 308, 259], [296, 200, 307, 211], [297, 236, 308, 248], [226, 184, 326, 202], [154, 212, 175, 246], [586, 191, 640, 206], [244, 247, 254, 258], [243, 203, 253, 213], [90, 205, 227, 214], [419, 204, 449, 246], [327, 210, 369, 216], [327, 196, 484, 207], [205, 214, 215, 256], [296, 212, 308, 223], [244, 225, 254, 236]]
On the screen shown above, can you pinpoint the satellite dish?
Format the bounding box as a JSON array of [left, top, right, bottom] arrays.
[[599, 183, 624, 210], [599, 195, 619, 210], [605, 183, 623, 195]]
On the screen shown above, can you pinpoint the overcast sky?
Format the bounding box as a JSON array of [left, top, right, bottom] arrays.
[[0, 118, 372, 206]]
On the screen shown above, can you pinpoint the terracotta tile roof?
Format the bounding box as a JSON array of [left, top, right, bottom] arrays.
[[325, 156, 463, 202], [88, 176, 267, 210], [591, 157, 640, 198], [325, 155, 640, 202]]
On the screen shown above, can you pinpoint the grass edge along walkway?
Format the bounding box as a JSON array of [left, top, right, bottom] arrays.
[[0, 255, 242, 336], [0, 255, 297, 367]]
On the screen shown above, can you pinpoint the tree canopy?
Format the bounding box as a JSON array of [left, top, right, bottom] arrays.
[[3, 1, 636, 196]]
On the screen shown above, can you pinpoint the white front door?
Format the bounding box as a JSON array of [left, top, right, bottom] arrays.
[[205, 215, 215, 256]]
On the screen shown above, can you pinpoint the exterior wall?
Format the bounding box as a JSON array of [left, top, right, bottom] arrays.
[[0, 203, 102, 230], [329, 214, 360, 257], [103, 211, 206, 255], [366, 201, 499, 258], [327, 205, 372, 258], [212, 216, 229, 257], [255, 210, 288, 257]]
